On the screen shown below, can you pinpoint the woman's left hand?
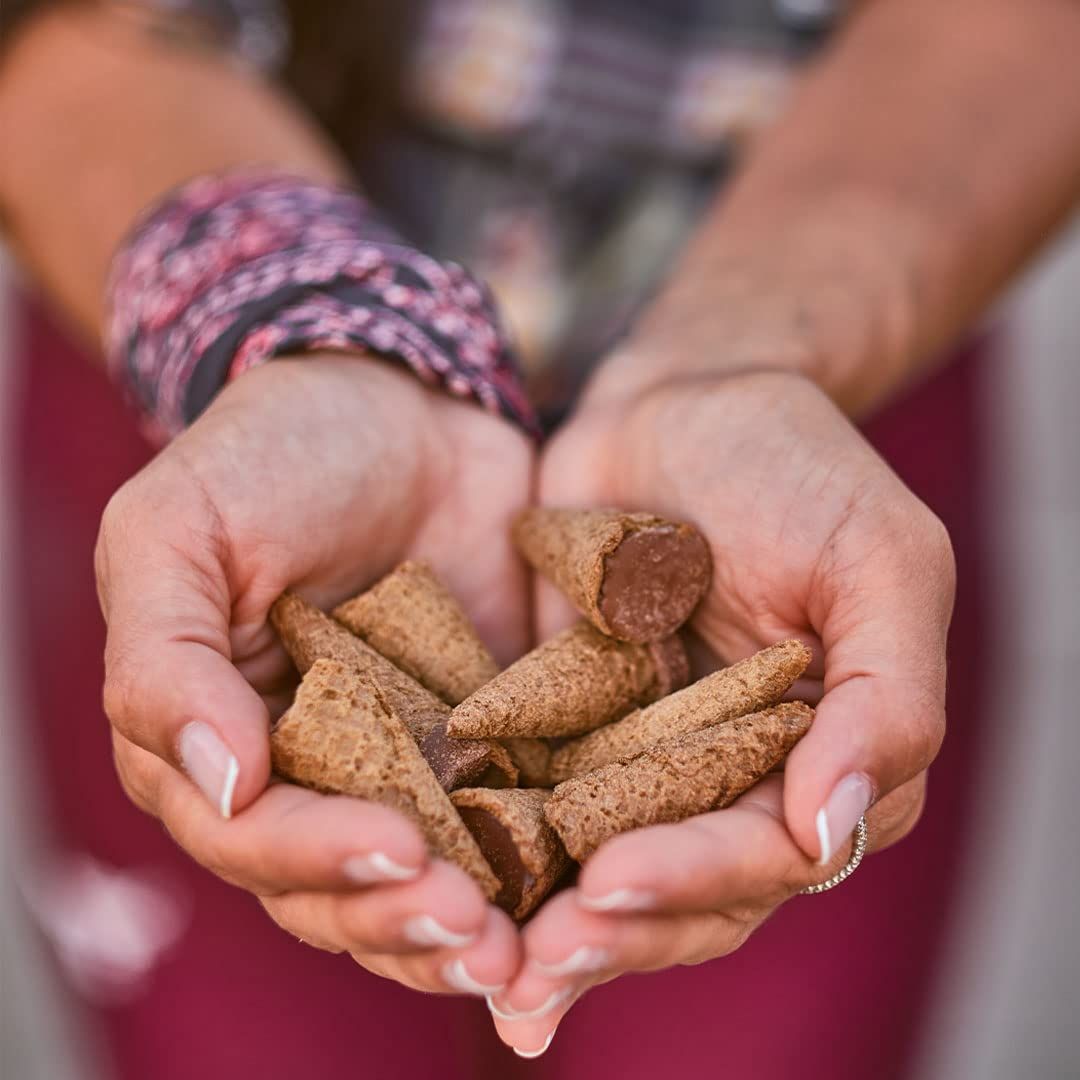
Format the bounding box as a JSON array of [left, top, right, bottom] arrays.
[[488, 369, 955, 1056]]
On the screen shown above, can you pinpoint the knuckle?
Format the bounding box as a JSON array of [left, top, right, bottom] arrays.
[[869, 776, 927, 851], [100, 669, 133, 730], [260, 898, 343, 954], [111, 738, 156, 816], [905, 696, 946, 773], [194, 833, 241, 886], [338, 904, 382, 951]]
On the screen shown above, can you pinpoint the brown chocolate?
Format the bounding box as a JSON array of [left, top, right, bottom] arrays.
[[447, 621, 688, 740], [544, 702, 813, 862], [332, 561, 499, 706], [271, 592, 514, 791], [545, 639, 812, 782], [455, 807, 529, 912], [513, 508, 712, 643], [271, 659, 499, 898], [451, 788, 569, 919], [421, 725, 518, 790]]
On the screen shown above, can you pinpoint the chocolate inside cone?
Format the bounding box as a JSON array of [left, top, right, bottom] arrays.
[[271, 591, 514, 791], [546, 639, 812, 782], [598, 524, 712, 643], [332, 565, 549, 781], [272, 659, 500, 898], [451, 788, 569, 920], [544, 702, 814, 862], [513, 508, 712, 643]]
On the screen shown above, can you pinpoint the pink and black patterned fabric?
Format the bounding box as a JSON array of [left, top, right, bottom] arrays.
[[105, 171, 538, 443]]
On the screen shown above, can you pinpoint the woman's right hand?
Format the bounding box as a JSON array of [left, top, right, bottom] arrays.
[[95, 352, 533, 997]]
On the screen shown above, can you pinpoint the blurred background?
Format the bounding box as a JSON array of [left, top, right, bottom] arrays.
[[2, 1, 1079, 1077]]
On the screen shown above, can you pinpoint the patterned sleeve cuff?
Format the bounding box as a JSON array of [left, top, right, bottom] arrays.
[[105, 171, 539, 443]]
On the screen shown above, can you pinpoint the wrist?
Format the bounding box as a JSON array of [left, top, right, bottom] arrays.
[[587, 189, 925, 418]]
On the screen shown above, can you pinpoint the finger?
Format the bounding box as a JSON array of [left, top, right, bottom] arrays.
[[783, 505, 954, 862], [259, 859, 490, 956], [97, 482, 271, 817], [573, 774, 924, 916], [365, 905, 524, 997], [113, 733, 428, 894], [489, 891, 736, 1056]]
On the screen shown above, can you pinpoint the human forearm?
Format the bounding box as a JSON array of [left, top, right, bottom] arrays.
[[0, 3, 346, 346], [595, 0, 1080, 415]]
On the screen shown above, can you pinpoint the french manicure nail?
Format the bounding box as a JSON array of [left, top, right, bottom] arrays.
[[486, 986, 572, 1021], [343, 852, 421, 885], [443, 958, 504, 996], [531, 945, 610, 978], [815, 772, 873, 866], [578, 888, 655, 913], [178, 721, 239, 819], [403, 914, 476, 948], [514, 1029, 556, 1059]]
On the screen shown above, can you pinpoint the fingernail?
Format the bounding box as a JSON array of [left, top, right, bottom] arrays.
[[514, 1029, 556, 1059], [443, 958, 504, 996], [578, 887, 655, 913], [178, 721, 239, 819], [816, 772, 873, 866], [403, 914, 476, 948], [487, 986, 572, 1021], [532, 945, 610, 978], [343, 852, 421, 885]]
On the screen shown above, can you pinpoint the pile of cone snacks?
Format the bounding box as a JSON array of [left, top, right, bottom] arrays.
[[271, 509, 813, 919]]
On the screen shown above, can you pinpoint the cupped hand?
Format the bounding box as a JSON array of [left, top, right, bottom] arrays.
[[95, 353, 533, 996], [490, 369, 954, 1054]]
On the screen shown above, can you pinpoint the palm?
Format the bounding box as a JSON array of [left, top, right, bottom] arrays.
[[538, 374, 882, 673], [147, 354, 533, 702]]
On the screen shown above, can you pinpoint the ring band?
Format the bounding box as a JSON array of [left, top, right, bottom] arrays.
[[801, 815, 869, 895]]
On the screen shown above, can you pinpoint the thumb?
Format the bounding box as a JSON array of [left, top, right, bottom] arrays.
[[782, 516, 954, 863], [97, 489, 271, 819]]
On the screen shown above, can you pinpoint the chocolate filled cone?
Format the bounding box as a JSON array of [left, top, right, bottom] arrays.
[[544, 702, 813, 862], [271, 592, 516, 791], [512, 508, 712, 643], [448, 621, 688, 740], [332, 561, 499, 706], [502, 738, 555, 787], [332, 566, 550, 784], [271, 659, 500, 898], [451, 788, 569, 920], [546, 639, 812, 782]]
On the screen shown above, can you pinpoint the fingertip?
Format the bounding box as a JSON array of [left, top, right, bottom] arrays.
[[441, 907, 523, 996]]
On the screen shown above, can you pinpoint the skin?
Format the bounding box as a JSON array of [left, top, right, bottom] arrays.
[[490, 371, 951, 1048], [95, 351, 534, 992], [2, 0, 1079, 1048]]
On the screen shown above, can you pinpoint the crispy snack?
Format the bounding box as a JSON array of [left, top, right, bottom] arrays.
[[271, 659, 500, 898], [451, 787, 569, 920], [544, 702, 813, 862], [546, 639, 812, 782], [271, 592, 515, 790], [512, 508, 712, 643], [332, 561, 499, 706], [448, 622, 688, 740]]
